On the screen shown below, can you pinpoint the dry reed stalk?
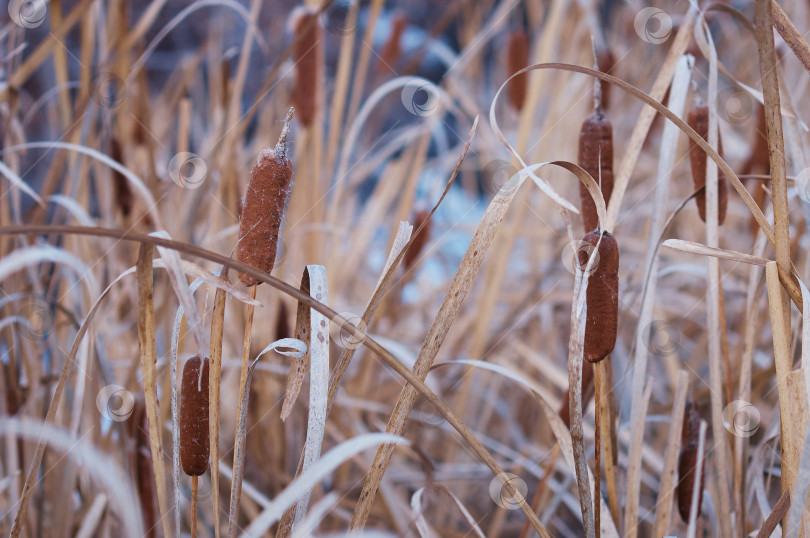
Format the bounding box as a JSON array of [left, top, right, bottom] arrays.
[[755, 0, 791, 283], [770, 0, 810, 75], [652, 371, 688, 536], [506, 28, 530, 111], [757, 490, 791, 538], [180, 356, 210, 476], [578, 230, 618, 362], [686, 105, 728, 224], [135, 243, 172, 538], [677, 399, 703, 522], [577, 114, 613, 233], [291, 9, 322, 127], [209, 270, 229, 538], [377, 11, 409, 74], [236, 108, 294, 286]]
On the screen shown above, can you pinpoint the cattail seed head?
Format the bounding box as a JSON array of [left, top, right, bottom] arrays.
[[577, 114, 614, 233], [180, 355, 210, 476], [377, 11, 409, 74], [506, 29, 530, 111], [687, 105, 728, 224], [578, 230, 619, 363], [236, 109, 294, 286], [291, 9, 322, 127], [677, 398, 704, 522], [404, 209, 431, 269]]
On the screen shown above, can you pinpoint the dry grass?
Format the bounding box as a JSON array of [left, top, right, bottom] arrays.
[[3, 0, 810, 536]]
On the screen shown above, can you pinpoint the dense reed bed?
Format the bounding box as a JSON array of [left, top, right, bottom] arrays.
[[3, 1, 810, 537]]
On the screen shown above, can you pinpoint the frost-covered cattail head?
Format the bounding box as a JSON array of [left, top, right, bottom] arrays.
[[577, 113, 614, 233], [180, 355, 210, 476], [236, 108, 295, 286], [578, 230, 619, 363]]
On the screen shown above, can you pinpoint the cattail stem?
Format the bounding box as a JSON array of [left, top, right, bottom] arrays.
[[228, 284, 257, 534], [594, 367, 602, 538], [190, 476, 198, 538]]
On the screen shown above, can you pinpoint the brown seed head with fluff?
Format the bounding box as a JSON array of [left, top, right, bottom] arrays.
[[578, 230, 619, 363], [180, 355, 210, 476], [236, 109, 294, 286], [292, 9, 322, 127], [677, 398, 704, 522], [506, 29, 530, 111], [577, 114, 614, 233], [687, 105, 728, 224]]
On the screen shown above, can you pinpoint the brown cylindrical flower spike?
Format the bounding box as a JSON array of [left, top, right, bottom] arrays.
[[180, 355, 210, 476], [404, 209, 431, 269], [236, 108, 295, 286], [506, 28, 530, 111], [578, 230, 619, 363], [377, 11, 409, 74], [292, 9, 322, 127], [687, 105, 728, 224], [677, 398, 704, 522], [577, 114, 614, 233]]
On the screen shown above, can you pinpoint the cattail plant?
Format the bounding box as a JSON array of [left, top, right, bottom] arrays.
[[677, 398, 703, 522], [180, 356, 210, 476], [687, 105, 728, 224], [291, 9, 322, 127], [404, 209, 431, 269], [506, 28, 530, 111], [377, 11, 409, 74], [129, 398, 156, 538], [595, 47, 615, 110], [577, 230, 619, 362], [577, 113, 614, 233], [236, 108, 295, 286], [559, 360, 594, 427]]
